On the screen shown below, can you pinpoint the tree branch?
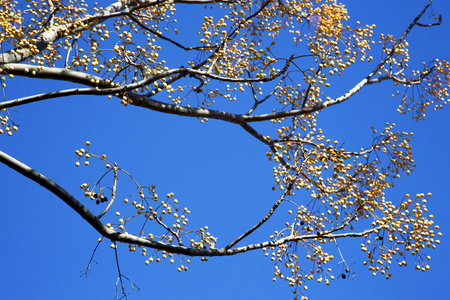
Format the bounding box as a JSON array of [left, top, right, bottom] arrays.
[[1, 0, 439, 128], [98, 164, 119, 219], [0, 149, 382, 257], [129, 93, 245, 124], [127, 12, 212, 51], [0, 0, 238, 65], [243, 0, 438, 123], [0, 63, 112, 88], [0, 62, 285, 127], [0, 150, 110, 236], [224, 173, 299, 250]]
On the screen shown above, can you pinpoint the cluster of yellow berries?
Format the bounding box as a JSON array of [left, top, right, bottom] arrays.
[[395, 59, 450, 121], [262, 118, 441, 294], [261, 190, 441, 296], [377, 32, 450, 121], [75, 142, 111, 204], [74, 141, 216, 271], [1, 0, 446, 297], [0, 114, 18, 136]]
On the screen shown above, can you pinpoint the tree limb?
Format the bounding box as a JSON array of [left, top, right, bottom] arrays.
[[0, 149, 381, 257]]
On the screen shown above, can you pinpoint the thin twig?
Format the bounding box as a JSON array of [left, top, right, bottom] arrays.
[[154, 217, 184, 246], [224, 172, 299, 250], [80, 239, 102, 277], [98, 164, 119, 219], [114, 242, 127, 299]]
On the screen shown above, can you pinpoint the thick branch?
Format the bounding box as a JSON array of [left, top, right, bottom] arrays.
[[129, 93, 245, 124], [0, 149, 223, 255], [0, 64, 112, 88], [1, 0, 439, 127], [0, 63, 283, 127], [0, 149, 381, 257], [0, 150, 110, 236]]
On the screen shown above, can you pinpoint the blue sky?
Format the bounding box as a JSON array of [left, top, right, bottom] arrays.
[[2, 0, 450, 299]]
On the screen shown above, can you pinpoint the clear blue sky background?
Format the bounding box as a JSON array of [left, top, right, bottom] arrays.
[[1, 0, 450, 299]]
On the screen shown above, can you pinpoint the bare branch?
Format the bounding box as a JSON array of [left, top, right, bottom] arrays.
[[98, 164, 119, 219], [80, 240, 101, 277], [0, 63, 111, 88], [127, 12, 212, 51], [0, 88, 106, 109], [415, 13, 442, 27], [129, 94, 245, 124], [240, 123, 271, 145], [113, 243, 127, 299], [0, 150, 111, 234], [223, 225, 384, 255], [367, 0, 436, 80], [154, 217, 184, 246], [0, 149, 205, 255], [0, 149, 383, 258], [225, 173, 299, 250]]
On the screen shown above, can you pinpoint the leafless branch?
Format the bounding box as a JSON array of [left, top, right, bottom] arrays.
[[154, 217, 184, 246], [415, 13, 442, 27], [225, 173, 299, 250], [98, 164, 119, 219], [240, 123, 271, 145], [245, 70, 289, 115], [127, 12, 212, 51], [114, 243, 127, 299], [0, 149, 383, 257], [80, 239, 102, 277]]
